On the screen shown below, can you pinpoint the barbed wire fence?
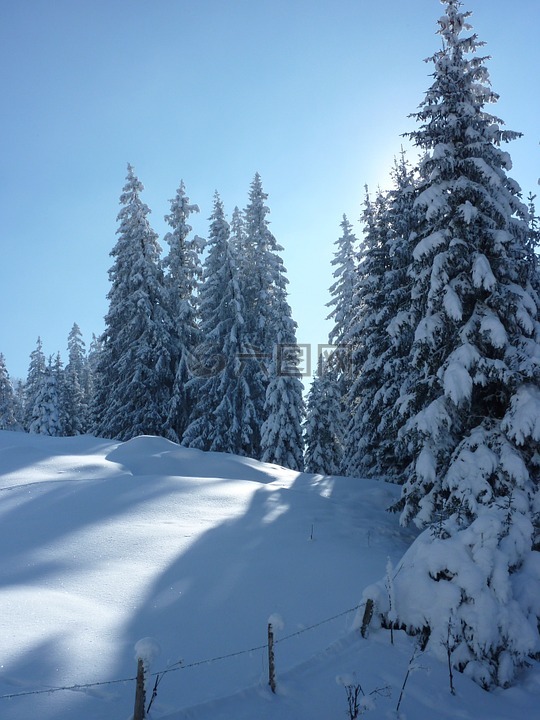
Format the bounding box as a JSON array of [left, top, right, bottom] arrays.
[[0, 601, 365, 715]]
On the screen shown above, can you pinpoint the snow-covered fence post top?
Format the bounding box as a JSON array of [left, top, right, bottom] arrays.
[[133, 637, 160, 719]]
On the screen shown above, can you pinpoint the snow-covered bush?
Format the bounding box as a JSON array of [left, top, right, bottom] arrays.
[[364, 503, 540, 688]]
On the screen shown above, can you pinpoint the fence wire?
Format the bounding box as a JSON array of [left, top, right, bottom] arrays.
[[0, 602, 362, 701]]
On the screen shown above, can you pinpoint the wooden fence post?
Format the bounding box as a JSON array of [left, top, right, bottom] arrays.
[[360, 598, 374, 638], [268, 623, 276, 693], [133, 657, 146, 720]]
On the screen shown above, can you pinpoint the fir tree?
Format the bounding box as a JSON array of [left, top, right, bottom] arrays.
[[229, 206, 246, 260], [93, 164, 176, 440], [526, 192, 540, 294], [12, 379, 25, 429], [304, 356, 343, 475], [342, 189, 390, 476], [239, 173, 279, 455], [163, 180, 203, 442], [324, 214, 359, 459], [182, 192, 257, 454], [394, 0, 539, 528], [371, 0, 540, 687], [344, 155, 419, 479], [260, 327, 305, 472], [85, 333, 102, 432], [29, 355, 63, 436], [327, 214, 358, 349], [241, 174, 305, 469], [0, 354, 18, 431], [24, 337, 46, 431], [64, 323, 87, 435]]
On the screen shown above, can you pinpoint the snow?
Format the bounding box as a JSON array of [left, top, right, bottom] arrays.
[[0, 431, 539, 719], [414, 186, 451, 223], [466, 157, 503, 187], [443, 283, 463, 321], [443, 361, 473, 404], [414, 312, 445, 346], [134, 638, 161, 668], [412, 229, 447, 260], [416, 445, 437, 484], [459, 200, 478, 224], [480, 310, 508, 349], [502, 385, 540, 445], [472, 253, 496, 291]]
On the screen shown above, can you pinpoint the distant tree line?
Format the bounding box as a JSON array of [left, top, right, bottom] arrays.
[[0, 172, 305, 471]]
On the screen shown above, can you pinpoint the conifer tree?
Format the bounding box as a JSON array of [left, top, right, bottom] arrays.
[[163, 180, 203, 442], [229, 206, 246, 260], [93, 164, 176, 440], [64, 323, 87, 435], [526, 192, 540, 294], [85, 333, 102, 431], [393, 0, 539, 528], [28, 355, 64, 436], [343, 155, 419, 479], [304, 356, 343, 474], [238, 173, 280, 454], [324, 215, 359, 459], [342, 190, 389, 476], [53, 352, 68, 435], [260, 314, 305, 472], [327, 214, 358, 349], [371, 153, 419, 477], [24, 337, 46, 431], [241, 174, 305, 469], [12, 380, 25, 430], [182, 192, 257, 454], [0, 354, 18, 431], [367, 0, 540, 687]]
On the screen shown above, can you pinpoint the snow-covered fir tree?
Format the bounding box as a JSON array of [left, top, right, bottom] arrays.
[[28, 355, 64, 436], [64, 323, 87, 435], [342, 189, 390, 476], [394, 0, 539, 528], [327, 214, 358, 349], [343, 155, 419, 479], [324, 214, 359, 461], [53, 352, 68, 434], [526, 192, 540, 294], [93, 165, 176, 440], [238, 173, 280, 454], [0, 354, 18, 431], [303, 355, 343, 475], [365, 0, 540, 688], [229, 205, 246, 260], [182, 192, 257, 454], [370, 153, 419, 478], [23, 337, 46, 430], [241, 174, 305, 469], [85, 333, 102, 431], [162, 180, 203, 442], [260, 315, 305, 472]]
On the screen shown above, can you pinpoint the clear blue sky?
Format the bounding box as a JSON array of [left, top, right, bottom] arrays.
[[1, 0, 538, 381]]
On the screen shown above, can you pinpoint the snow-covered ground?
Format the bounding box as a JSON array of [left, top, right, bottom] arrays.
[[0, 431, 538, 719]]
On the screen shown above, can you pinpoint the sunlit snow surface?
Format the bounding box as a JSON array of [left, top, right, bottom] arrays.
[[0, 431, 538, 719]]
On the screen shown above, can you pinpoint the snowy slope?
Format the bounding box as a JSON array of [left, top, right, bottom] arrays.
[[0, 431, 538, 720]]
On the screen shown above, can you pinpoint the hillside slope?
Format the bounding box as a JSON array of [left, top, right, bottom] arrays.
[[0, 431, 538, 719]]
